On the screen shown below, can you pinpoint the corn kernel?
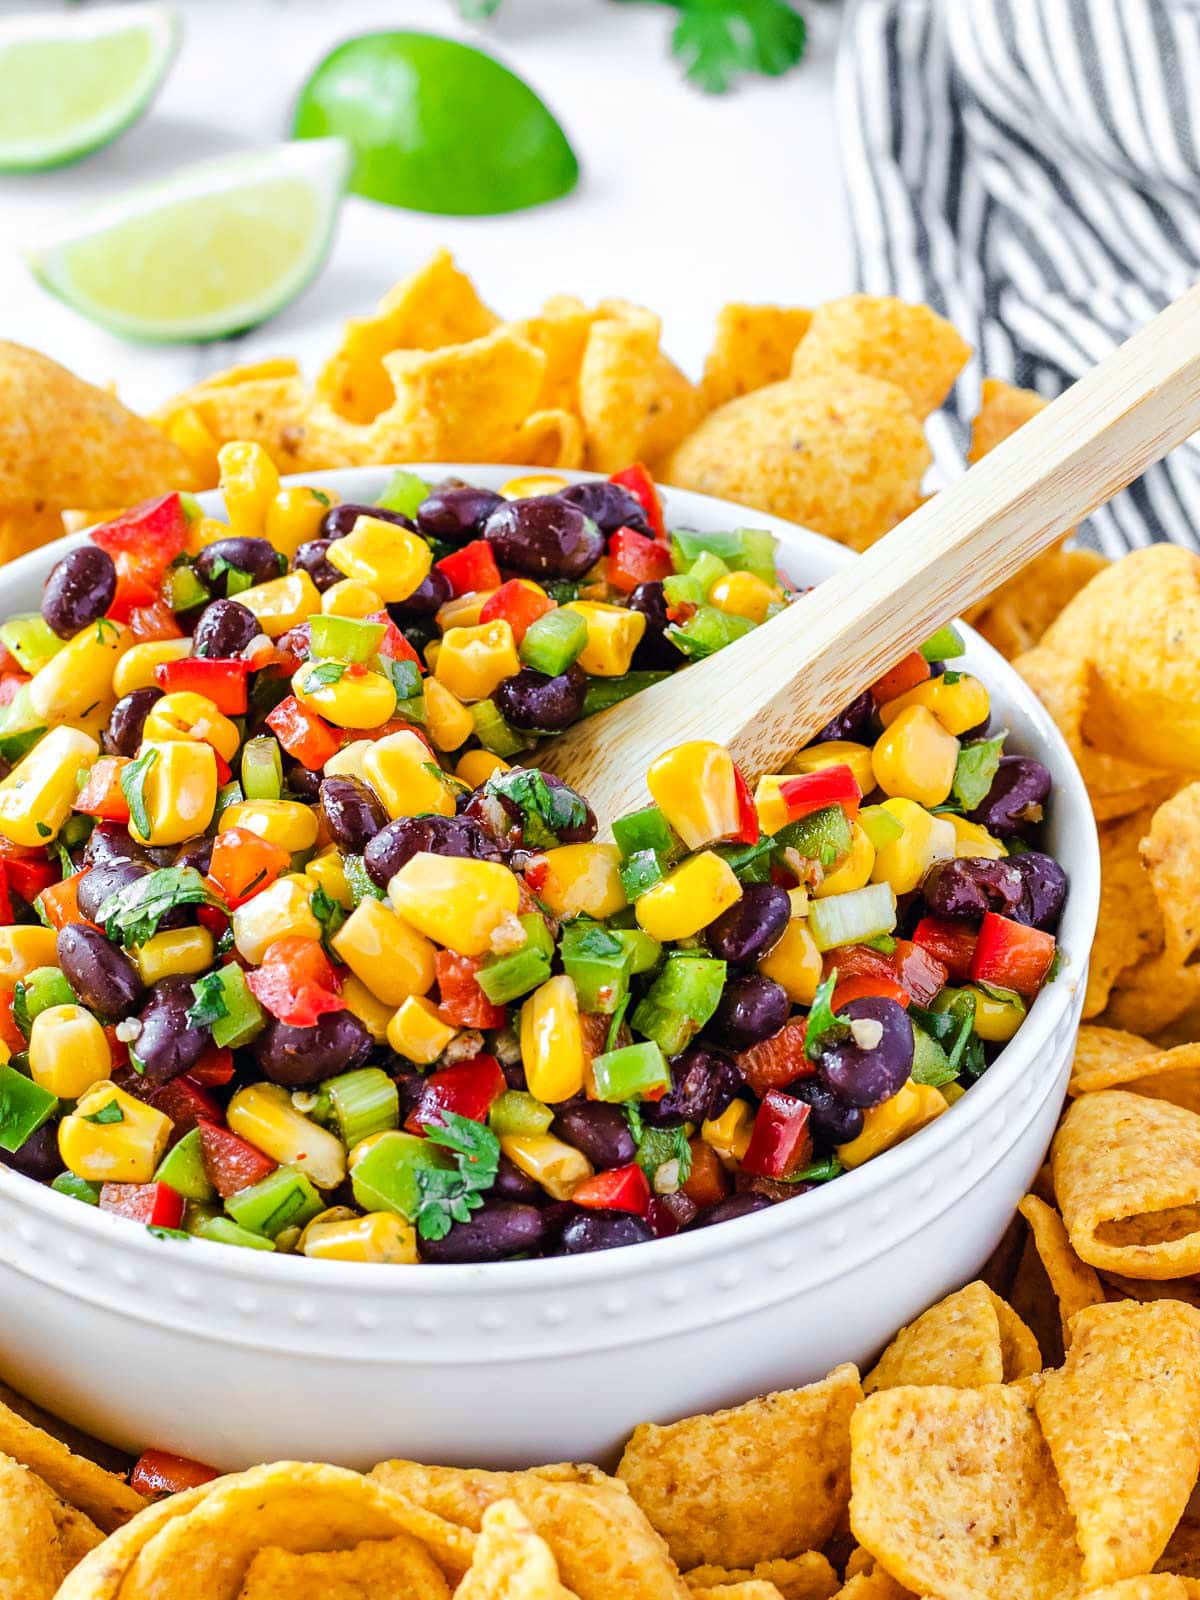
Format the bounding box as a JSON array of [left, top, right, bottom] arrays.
[[455, 749, 510, 787], [837, 1079, 945, 1168], [562, 602, 646, 676], [388, 853, 521, 957], [424, 639, 441, 673], [941, 1081, 967, 1106], [423, 678, 475, 753], [869, 797, 957, 895], [815, 823, 875, 897], [75, 697, 115, 745], [386, 994, 458, 1065], [220, 799, 318, 854], [962, 983, 1024, 1042], [0, 926, 57, 983], [292, 662, 397, 730], [871, 705, 959, 808], [785, 740, 876, 795], [435, 621, 520, 703], [500, 1132, 593, 1200], [752, 775, 794, 836], [331, 897, 437, 1005], [133, 926, 214, 986], [301, 1209, 418, 1264], [536, 844, 627, 920], [227, 1083, 346, 1189], [362, 730, 455, 820], [636, 851, 742, 942], [265, 486, 332, 559], [188, 515, 234, 552], [948, 814, 1007, 860], [708, 570, 778, 624], [28, 619, 128, 726], [758, 918, 822, 1004], [306, 847, 353, 909], [232, 874, 321, 964], [165, 408, 220, 494], [500, 473, 570, 499], [143, 691, 240, 762], [218, 441, 279, 541], [238, 571, 321, 637], [112, 639, 191, 698], [29, 1004, 111, 1098], [324, 739, 373, 784], [320, 579, 384, 618], [0, 725, 98, 847], [879, 672, 991, 736], [436, 590, 498, 632], [59, 1081, 172, 1184], [520, 975, 586, 1103], [327, 515, 433, 603], [128, 740, 217, 847], [339, 974, 396, 1043], [702, 1099, 754, 1166], [647, 741, 741, 850]]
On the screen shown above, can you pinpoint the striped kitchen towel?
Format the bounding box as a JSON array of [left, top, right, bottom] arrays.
[[838, 0, 1200, 554]]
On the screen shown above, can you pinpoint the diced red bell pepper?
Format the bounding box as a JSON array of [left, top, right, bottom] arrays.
[[741, 1091, 813, 1179], [73, 757, 132, 822], [434, 950, 507, 1029], [407, 1054, 506, 1134], [0, 863, 14, 927], [436, 539, 501, 598], [37, 872, 88, 931], [187, 1048, 235, 1089], [969, 911, 1056, 998], [197, 1118, 278, 1199], [129, 1449, 218, 1499], [572, 1163, 652, 1215], [246, 936, 343, 1028], [265, 694, 341, 771], [822, 944, 896, 986], [365, 611, 423, 672], [0, 673, 29, 707], [610, 463, 665, 540], [127, 601, 184, 644], [731, 763, 760, 846], [736, 1018, 812, 1098], [832, 973, 910, 1012], [155, 655, 250, 715], [0, 988, 24, 1054], [891, 938, 948, 1006], [99, 1182, 185, 1229], [912, 917, 978, 983], [196, 897, 231, 937], [681, 1140, 730, 1209], [145, 1075, 224, 1140], [607, 527, 673, 593], [777, 764, 862, 823], [108, 558, 162, 622], [4, 855, 57, 906], [91, 493, 189, 562], [208, 827, 291, 908], [478, 580, 555, 643], [869, 650, 930, 705]]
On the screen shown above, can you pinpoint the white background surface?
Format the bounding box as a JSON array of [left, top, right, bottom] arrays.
[[0, 0, 853, 412]]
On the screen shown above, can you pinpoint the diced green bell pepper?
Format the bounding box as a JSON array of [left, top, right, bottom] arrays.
[[165, 565, 210, 613], [190, 1214, 276, 1251], [590, 1040, 671, 1102], [665, 606, 755, 660], [858, 805, 905, 850], [350, 1130, 450, 1221], [154, 1127, 215, 1203], [203, 964, 266, 1049], [488, 1090, 554, 1138], [619, 849, 666, 901], [671, 527, 778, 584], [612, 927, 662, 975], [612, 806, 681, 863], [309, 614, 387, 664], [581, 671, 671, 718], [471, 700, 530, 757], [477, 914, 554, 1004], [560, 920, 632, 1014], [0, 1063, 57, 1152], [51, 1171, 100, 1205], [324, 1067, 399, 1148], [920, 624, 966, 662], [910, 1024, 957, 1087], [0, 614, 63, 674], [376, 470, 431, 519], [225, 1165, 324, 1238], [631, 953, 726, 1055], [14, 967, 76, 1034], [343, 854, 385, 905], [774, 803, 853, 864], [519, 608, 588, 676]]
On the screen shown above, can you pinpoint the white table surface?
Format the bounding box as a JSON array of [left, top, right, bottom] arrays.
[[0, 0, 853, 414]]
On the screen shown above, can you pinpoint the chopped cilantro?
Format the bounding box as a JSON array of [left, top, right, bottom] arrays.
[[147, 1225, 190, 1242], [975, 981, 1026, 1013], [310, 882, 345, 942], [311, 489, 331, 507], [941, 669, 963, 685], [303, 661, 347, 691], [83, 1098, 124, 1125], [11, 983, 30, 1038], [187, 969, 229, 1031], [413, 1111, 501, 1241], [624, 1104, 694, 1185], [668, 0, 806, 94], [381, 656, 422, 700], [483, 768, 589, 850], [0, 726, 45, 764], [94, 618, 120, 644], [100, 867, 227, 948], [1045, 948, 1064, 983], [951, 730, 1007, 812], [34, 822, 50, 839], [788, 1155, 843, 1184], [804, 971, 847, 1062], [606, 991, 630, 1053], [120, 747, 159, 841]]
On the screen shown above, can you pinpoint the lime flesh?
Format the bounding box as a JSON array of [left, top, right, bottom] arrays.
[[0, 3, 178, 172], [292, 31, 579, 216], [27, 140, 350, 343]]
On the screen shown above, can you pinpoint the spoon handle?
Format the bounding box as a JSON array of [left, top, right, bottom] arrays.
[[542, 280, 1200, 818]]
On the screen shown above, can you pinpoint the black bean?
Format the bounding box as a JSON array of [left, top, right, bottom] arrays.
[[322, 501, 414, 539], [787, 1077, 865, 1145], [494, 666, 587, 732], [689, 1192, 774, 1229], [82, 822, 151, 869], [1, 1122, 64, 1182], [461, 770, 595, 847], [551, 1100, 637, 1169], [41, 546, 116, 638], [174, 838, 213, 876], [815, 689, 876, 744], [57, 925, 142, 1019], [191, 598, 259, 658], [706, 883, 791, 965], [628, 581, 686, 671], [417, 1200, 547, 1262], [493, 1153, 546, 1205], [816, 996, 914, 1108], [254, 1010, 372, 1087], [649, 1191, 699, 1235], [482, 498, 604, 580], [386, 567, 451, 620], [640, 1045, 743, 1128], [76, 858, 145, 921], [557, 1210, 654, 1254], [921, 857, 1028, 922], [557, 479, 651, 535], [133, 977, 210, 1084], [285, 760, 322, 802], [967, 755, 1052, 840], [293, 539, 342, 592], [416, 484, 504, 543], [1010, 851, 1069, 932], [103, 688, 162, 759], [709, 974, 790, 1051], [194, 538, 285, 595], [364, 814, 504, 889], [319, 776, 388, 853]]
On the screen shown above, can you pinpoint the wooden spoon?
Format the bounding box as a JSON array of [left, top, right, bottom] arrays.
[[538, 281, 1200, 826]]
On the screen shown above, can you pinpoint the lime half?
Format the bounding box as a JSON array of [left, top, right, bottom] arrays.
[[27, 140, 351, 343], [0, 3, 179, 173], [293, 31, 579, 216]]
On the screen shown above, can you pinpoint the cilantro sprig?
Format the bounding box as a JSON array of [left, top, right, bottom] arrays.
[[119, 747, 158, 841], [413, 1111, 501, 1241], [99, 867, 228, 949], [624, 1103, 694, 1186], [484, 767, 590, 850]]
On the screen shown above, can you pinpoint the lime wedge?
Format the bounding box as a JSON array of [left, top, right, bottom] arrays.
[[292, 31, 578, 216], [0, 3, 179, 172], [26, 140, 350, 343]]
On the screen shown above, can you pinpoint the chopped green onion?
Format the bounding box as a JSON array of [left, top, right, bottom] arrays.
[[807, 882, 897, 953]]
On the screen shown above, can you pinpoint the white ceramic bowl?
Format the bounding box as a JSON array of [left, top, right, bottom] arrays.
[[0, 467, 1098, 1472]]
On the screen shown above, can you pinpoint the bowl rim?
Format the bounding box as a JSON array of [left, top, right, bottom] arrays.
[[0, 464, 1100, 1295]]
